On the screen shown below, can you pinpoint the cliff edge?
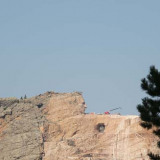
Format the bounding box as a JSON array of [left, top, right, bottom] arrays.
[[0, 92, 158, 160]]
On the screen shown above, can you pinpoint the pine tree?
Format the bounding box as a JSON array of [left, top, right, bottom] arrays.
[[137, 65, 160, 160]]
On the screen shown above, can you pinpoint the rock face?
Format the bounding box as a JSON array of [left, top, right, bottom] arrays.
[[0, 92, 158, 160]]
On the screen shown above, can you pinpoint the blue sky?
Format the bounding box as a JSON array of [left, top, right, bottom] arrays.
[[0, 0, 160, 115]]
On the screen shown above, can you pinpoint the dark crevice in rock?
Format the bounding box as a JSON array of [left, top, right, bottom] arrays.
[[37, 103, 43, 108], [96, 123, 105, 133]]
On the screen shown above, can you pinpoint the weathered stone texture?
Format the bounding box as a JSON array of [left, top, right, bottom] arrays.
[[0, 92, 158, 160], [0, 97, 47, 160]]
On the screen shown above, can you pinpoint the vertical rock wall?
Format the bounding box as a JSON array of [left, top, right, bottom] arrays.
[[0, 92, 158, 160], [0, 98, 46, 160]]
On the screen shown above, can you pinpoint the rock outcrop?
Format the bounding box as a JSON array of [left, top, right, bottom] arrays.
[[0, 92, 158, 160]]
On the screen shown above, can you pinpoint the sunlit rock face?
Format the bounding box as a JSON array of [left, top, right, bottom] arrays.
[[0, 92, 158, 160]]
